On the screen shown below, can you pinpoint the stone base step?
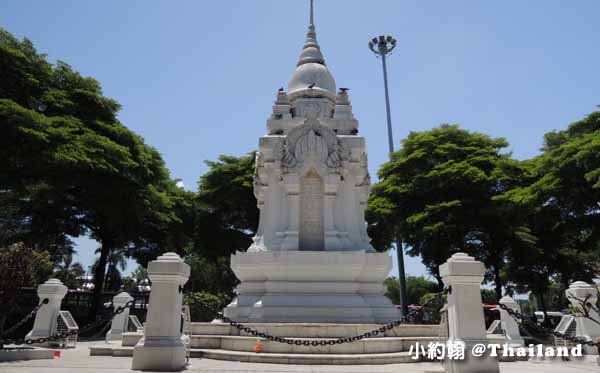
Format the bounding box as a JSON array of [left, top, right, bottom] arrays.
[[190, 322, 439, 338], [0, 347, 57, 362], [121, 332, 436, 354], [89, 346, 425, 365], [192, 335, 436, 354], [198, 349, 423, 365]]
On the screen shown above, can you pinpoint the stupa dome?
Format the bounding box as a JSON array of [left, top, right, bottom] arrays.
[[288, 62, 336, 96], [287, 2, 336, 99]]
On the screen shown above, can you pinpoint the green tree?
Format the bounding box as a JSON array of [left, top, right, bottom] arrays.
[[92, 247, 128, 292], [195, 153, 259, 259], [0, 243, 52, 334], [480, 289, 498, 304], [183, 292, 223, 322], [0, 28, 181, 319], [368, 125, 531, 298], [502, 110, 600, 309], [130, 265, 148, 283], [53, 253, 85, 289], [184, 252, 238, 301], [184, 153, 259, 301], [384, 276, 438, 305]]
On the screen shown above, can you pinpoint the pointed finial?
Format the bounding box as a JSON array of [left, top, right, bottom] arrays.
[[297, 0, 325, 66]]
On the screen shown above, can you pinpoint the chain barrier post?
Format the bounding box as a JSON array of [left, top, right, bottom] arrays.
[[25, 279, 67, 346], [440, 253, 499, 373], [498, 295, 525, 347], [566, 281, 600, 356], [132, 253, 190, 372], [105, 290, 134, 342]]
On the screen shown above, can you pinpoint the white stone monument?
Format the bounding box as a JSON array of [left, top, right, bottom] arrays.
[[566, 281, 600, 355], [223, 0, 400, 324], [441, 253, 500, 373], [26, 278, 68, 343], [105, 290, 133, 342], [131, 252, 190, 371], [497, 295, 525, 346]]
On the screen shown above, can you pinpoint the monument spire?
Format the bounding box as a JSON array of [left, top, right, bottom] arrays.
[[297, 0, 325, 66]]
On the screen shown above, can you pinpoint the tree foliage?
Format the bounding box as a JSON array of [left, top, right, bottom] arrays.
[[0, 243, 53, 333], [0, 28, 182, 318], [501, 111, 600, 308], [53, 253, 85, 289], [368, 125, 534, 297], [384, 276, 438, 305], [183, 153, 259, 302]]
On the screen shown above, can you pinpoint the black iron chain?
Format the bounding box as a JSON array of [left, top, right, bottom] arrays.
[[0, 300, 134, 348], [498, 303, 600, 348], [0, 299, 49, 338], [189, 289, 448, 346]]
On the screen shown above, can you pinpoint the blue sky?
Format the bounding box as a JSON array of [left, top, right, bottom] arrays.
[[2, 1, 599, 278]]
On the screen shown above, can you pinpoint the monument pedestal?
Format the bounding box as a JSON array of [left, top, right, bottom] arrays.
[[131, 252, 190, 371], [106, 291, 133, 342], [26, 278, 67, 345], [224, 250, 401, 323]]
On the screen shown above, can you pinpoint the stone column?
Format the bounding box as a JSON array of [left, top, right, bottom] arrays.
[[106, 290, 133, 342], [566, 281, 600, 355], [26, 278, 68, 343], [132, 253, 190, 371], [440, 253, 499, 373], [498, 296, 524, 346]]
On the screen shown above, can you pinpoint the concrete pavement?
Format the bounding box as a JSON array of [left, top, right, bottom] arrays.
[[0, 342, 597, 373]]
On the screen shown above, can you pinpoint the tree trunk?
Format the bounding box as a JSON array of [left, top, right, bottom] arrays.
[[537, 291, 550, 327], [561, 275, 570, 310], [0, 314, 6, 335], [89, 241, 111, 321], [494, 265, 502, 301], [432, 267, 444, 291]]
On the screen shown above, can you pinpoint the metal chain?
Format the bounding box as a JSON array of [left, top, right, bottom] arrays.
[[0, 300, 134, 348], [188, 289, 449, 346], [0, 299, 49, 338], [498, 303, 600, 348]]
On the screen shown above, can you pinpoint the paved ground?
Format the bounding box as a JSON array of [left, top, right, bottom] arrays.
[[0, 342, 598, 373]]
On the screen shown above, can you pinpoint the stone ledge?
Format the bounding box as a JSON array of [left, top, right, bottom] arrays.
[[0, 347, 57, 362], [104, 335, 438, 354], [191, 322, 440, 338], [89, 346, 424, 365]]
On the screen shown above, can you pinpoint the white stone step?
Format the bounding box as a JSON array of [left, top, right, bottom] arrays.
[[121, 332, 436, 353], [190, 322, 439, 338], [89, 346, 425, 365], [196, 349, 424, 365], [192, 335, 437, 354]]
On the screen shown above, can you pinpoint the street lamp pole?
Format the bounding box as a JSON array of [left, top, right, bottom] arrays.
[[369, 35, 409, 317]]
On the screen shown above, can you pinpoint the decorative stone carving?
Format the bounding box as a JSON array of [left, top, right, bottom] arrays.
[[278, 116, 349, 175]]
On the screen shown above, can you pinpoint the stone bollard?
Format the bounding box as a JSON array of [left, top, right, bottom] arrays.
[[26, 278, 68, 344], [132, 253, 190, 371], [440, 253, 499, 373], [498, 295, 524, 346], [566, 281, 600, 356], [106, 290, 134, 342]]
